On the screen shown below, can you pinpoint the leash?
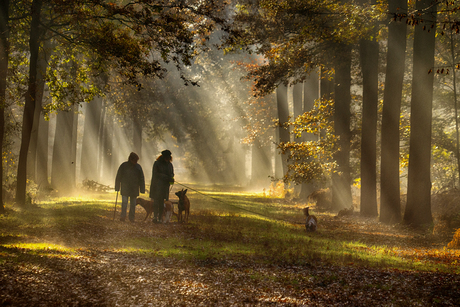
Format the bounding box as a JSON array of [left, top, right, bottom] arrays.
[[173, 181, 304, 225]]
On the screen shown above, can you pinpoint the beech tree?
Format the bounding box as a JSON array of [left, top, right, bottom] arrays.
[[404, 0, 437, 226], [276, 84, 290, 178], [358, 0, 379, 217], [380, 0, 408, 224], [225, 0, 381, 208], [0, 0, 9, 214]]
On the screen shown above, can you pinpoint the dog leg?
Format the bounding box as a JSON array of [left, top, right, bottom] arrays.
[[164, 211, 171, 223]]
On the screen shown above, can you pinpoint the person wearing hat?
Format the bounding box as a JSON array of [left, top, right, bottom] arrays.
[[149, 150, 175, 223], [115, 152, 145, 222]]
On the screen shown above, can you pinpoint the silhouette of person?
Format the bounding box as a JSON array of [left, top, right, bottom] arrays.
[[115, 152, 145, 222], [149, 150, 174, 223]]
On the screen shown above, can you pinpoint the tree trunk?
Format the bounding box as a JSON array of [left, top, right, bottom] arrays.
[[332, 44, 352, 210], [379, 0, 408, 224], [101, 110, 114, 184], [0, 0, 10, 214], [404, 0, 436, 226], [133, 117, 142, 156], [299, 71, 320, 199], [251, 138, 272, 188], [276, 84, 290, 179], [80, 97, 103, 182], [16, 0, 43, 207], [27, 48, 47, 182], [36, 114, 50, 189], [51, 106, 77, 194], [359, 36, 379, 217], [293, 82, 303, 196]]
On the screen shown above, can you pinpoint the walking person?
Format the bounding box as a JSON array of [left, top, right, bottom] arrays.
[[115, 152, 145, 222], [150, 150, 174, 223]]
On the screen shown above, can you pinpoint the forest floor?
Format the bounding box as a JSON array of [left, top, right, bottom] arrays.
[[1, 188, 460, 306]]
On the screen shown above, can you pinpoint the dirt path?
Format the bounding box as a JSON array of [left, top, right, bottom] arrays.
[[1, 246, 460, 306], [1, 210, 460, 306]]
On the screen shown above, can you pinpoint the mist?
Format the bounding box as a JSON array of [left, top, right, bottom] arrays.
[[26, 47, 287, 196]]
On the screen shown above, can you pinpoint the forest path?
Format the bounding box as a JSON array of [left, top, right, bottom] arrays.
[[1, 196, 459, 306]]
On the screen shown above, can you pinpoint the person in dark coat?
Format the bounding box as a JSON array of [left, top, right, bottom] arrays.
[[150, 150, 174, 223], [115, 152, 145, 222]]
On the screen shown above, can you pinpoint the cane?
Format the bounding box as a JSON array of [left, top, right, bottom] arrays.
[[113, 191, 119, 220]]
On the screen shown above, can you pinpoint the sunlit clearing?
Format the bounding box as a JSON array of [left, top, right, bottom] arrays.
[[3, 243, 84, 260]]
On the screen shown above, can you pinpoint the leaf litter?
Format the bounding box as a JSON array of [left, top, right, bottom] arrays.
[[1, 204, 460, 306]]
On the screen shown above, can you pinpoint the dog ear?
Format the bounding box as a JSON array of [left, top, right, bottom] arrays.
[[184, 189, 187, 195]]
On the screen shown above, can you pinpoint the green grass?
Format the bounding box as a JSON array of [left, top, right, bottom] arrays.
[[1, 188, 459, 273]]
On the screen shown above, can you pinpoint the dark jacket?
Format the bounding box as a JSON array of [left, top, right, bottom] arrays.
[[115, 161, 145, 197], [149, 159, 174, 201]]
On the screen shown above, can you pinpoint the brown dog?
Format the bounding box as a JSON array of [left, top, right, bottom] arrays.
[[136, 197, 155, 221], [137, 197, 177, 223], [175, 189, 190, 223]]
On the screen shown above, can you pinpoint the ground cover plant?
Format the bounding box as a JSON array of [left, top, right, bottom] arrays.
[[1, 185, 460, 306]]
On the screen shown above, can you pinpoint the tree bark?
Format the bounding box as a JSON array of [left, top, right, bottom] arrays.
[[101, 110, 114, 183], [299, 70, 320, 199], [16, 0, 43, 207], [27, 48, 47, 183], [404, 0, 436, 226], [133, 117, 142, 157], [251, 138, 272, 188], [80, 97, 103, 182], [36, 114, 50, 189], [359, 36, 379, 217], [276, 84, 290, 179], [379, 0, 408, 224], [0, 0, 10, 214], [51, 106, 77, 194], [332, 44, 352, 210]]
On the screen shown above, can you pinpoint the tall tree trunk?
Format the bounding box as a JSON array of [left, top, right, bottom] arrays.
[[80, 97, 103, 182], [359, 35, 379, 217], [71, 106, 78, 188], [133, 117, 142, 156], [51, 106, 77, 194], [276, 84, 290, 179], [101, 110, 114, 184], [449, 29, 460, 184], [0, 0, 10, 214], [379, 0, 408, 224], [332, 44, 352, 210], [293, 82, 303, 196], [16, 0, 43, 207], [36, 114, 49, 189], [251, 138, 272, 188], [404, 0, 436, 226], [97, 103, 107, 180], [299, 70, 320, 199], [27, 48, 47, 182]]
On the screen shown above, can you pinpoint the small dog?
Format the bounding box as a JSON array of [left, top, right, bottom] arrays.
[[162, 200, 174, 223], [175, 189, 190, 223], [137, 197, 176, 223], [303, 206, 318, 232], [136, 197, 155, 221]]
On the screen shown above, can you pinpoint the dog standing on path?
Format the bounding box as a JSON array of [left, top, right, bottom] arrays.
[[175, 189, 190, 223], [137, 197, 176, 223], [136, 197, 155, 221]]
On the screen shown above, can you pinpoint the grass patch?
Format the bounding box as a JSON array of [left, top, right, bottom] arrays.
[[1, 187, 458, 273]]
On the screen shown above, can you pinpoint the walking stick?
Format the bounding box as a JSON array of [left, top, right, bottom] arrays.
[[113, 191, 119, 220]]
